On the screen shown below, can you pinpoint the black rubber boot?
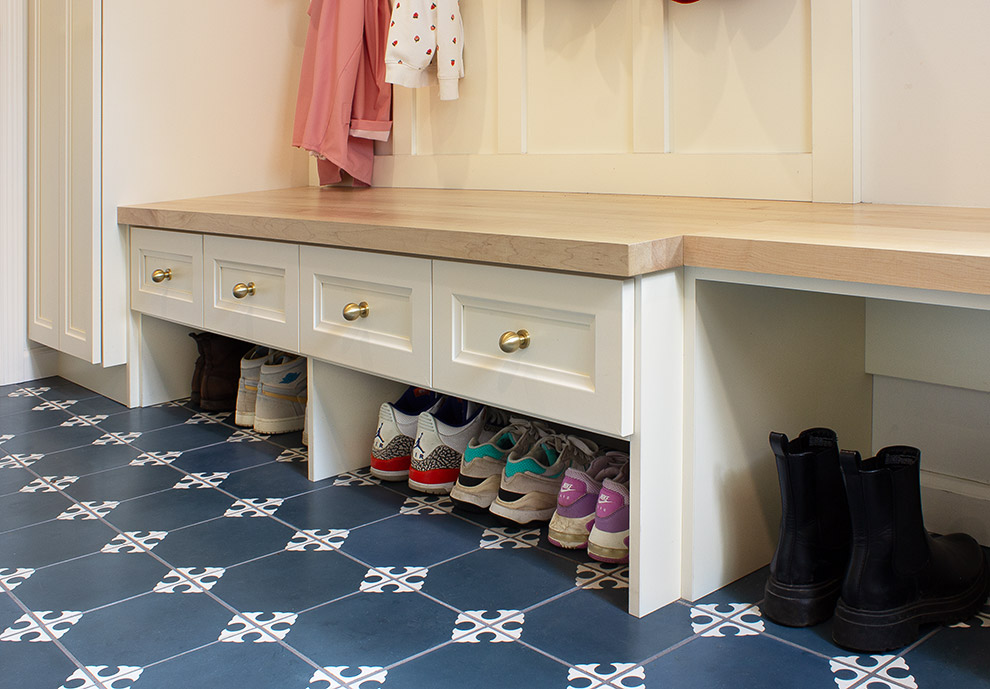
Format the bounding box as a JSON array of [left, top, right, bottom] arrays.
[[763, 428, 850, 627], [190, 333, 252, 411], [833, 446, 990, 652]]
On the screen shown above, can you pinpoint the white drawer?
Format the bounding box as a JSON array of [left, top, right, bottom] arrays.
[[433, 261, 634, 436], [300, 247, 431, 386], [203, 235, 299, 352], [130, 227, 203, 327]]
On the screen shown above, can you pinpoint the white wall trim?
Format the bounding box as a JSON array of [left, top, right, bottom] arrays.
[[1, 0, 55, 386]]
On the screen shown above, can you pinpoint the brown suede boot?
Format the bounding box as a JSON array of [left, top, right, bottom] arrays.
[[191, 333, 253, 411]]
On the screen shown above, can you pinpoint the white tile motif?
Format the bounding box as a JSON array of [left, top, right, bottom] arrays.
[[58, 666, 143, 689], [0, 611, 82, 642], [101, 531, 168, 554], [400, 495, 454, 515], [690, 603, 765, 637], [576, 563, 629, 590], [60, 415, 109, 427], [56, 501, 119, 521], [310, 666, 387, 689], [224, 498, 283, 518], [0, 453, 44, 468], [153, 399, 188, 408], [829, 655, 917, 689], [567, 663, 646, 689], [226, 429, 268, 443], [19, 476, 79, 493], [451, 610, 524, 643], [286, 529, 349, 552], [333, 469, 380, 486], [153, 567, 226, 594], [184, 412, 228, 425], [276, 447, 308, 463], [92, 431, 142, 446], [33, 399, 77, 411], [479, 526, 541, 550], [0, 568, 36, 591], [360, 566, 429, 593], [8, 387, 48, 397], [130, 451, 182, 466], [173, 472, 229, 489], [0, 434, 14, 444], [219, 612, 298, 643]]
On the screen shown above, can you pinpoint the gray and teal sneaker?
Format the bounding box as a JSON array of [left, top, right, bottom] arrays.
[[489, 433, 599, 525], [450, 418, 550, 512]]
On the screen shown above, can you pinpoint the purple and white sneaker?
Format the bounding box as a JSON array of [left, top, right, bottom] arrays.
[[588, 472, 630, 564], [548, 451, 627, 549]]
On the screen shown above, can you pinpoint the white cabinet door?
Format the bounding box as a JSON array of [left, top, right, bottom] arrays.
[[433, 261, 634, 436], [300, 247, 432, 386], [27, 0, 101, 363]]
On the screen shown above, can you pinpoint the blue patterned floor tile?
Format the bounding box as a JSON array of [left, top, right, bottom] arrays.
[[171, 441, 284, 473], [29, 442, 143, 477], [0, 490, 75, 531], [0, 424, 107, 455], [210, 550, 368, 613], [0, 630, 81, 689], [266, 430, 304, 449], [902, 620, 990, 688], [288, 592, 455, 667], [132, 424, 238, 453], [217, 461, 332, 500], [0, 407, 74, 434], [36, 379, 100, 401], [12, 551, 171, 613], [276, 485, 407, 531], [105, 488, 235, 532], [0, 466, 34, 495], [63, 464, 184, 502], [424, 547, 579, 612], [0, 518, 119, 567], [68, 395, 130, 417], [0, 393, 45, 416], [59, 589, 235, 668], [152, 516, 296, 569], [341, 513, 483, 567], [386, 640, 568, 689], [641, 633, 835, 689], [524, 590, 692, 666], [98, 405, 198, 433], [761, 616, 847, 658], [694, 565, 770, 607], [134, 641, 319, 689]]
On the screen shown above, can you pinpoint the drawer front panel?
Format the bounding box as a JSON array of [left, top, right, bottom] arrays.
[[204, 235, 299, 351], [433, 261, 633, 436], [300, 247, 431, 386], [130, 227, 203, 327]]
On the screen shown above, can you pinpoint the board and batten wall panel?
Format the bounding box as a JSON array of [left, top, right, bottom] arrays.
[[861, 0, 990, 207], [670, 0, 811, 154], [375, 0, 854, 202]]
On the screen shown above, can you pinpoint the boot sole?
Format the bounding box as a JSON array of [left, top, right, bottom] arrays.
[[832, 556, 990, 652], [763, 576, 842, 627]]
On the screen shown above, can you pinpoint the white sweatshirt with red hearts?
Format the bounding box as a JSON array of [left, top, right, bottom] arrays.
[[384, 0, 464, 100]]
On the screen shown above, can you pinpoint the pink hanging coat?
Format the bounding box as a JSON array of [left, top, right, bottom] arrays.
[[293, 0, 392, 186]]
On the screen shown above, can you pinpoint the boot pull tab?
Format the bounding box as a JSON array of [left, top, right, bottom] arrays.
[[769, 431, 789, 459], [838, 449, 861, 475]]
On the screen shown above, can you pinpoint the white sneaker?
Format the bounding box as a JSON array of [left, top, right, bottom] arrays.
[[254, 353, 307, 434], [369, 387, 443, 481], [408, 398, 491, 494], [234, 346, 271, 427]]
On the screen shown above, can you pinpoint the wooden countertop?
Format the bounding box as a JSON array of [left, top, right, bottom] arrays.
[[118, 186, 990, 295]]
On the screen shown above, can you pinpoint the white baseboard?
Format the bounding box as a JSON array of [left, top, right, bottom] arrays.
[[921, 470, 990, 547], [57, 353, 128, 405]]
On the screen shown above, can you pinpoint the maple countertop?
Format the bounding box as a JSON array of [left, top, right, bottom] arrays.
[[118, 186, 990, 295]]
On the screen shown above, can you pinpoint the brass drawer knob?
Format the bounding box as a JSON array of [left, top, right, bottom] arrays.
[[499, 329, 531, 353], [151, 268, 172, 283], [342, 301, 370, 321], [232, 282, 256, 299]]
